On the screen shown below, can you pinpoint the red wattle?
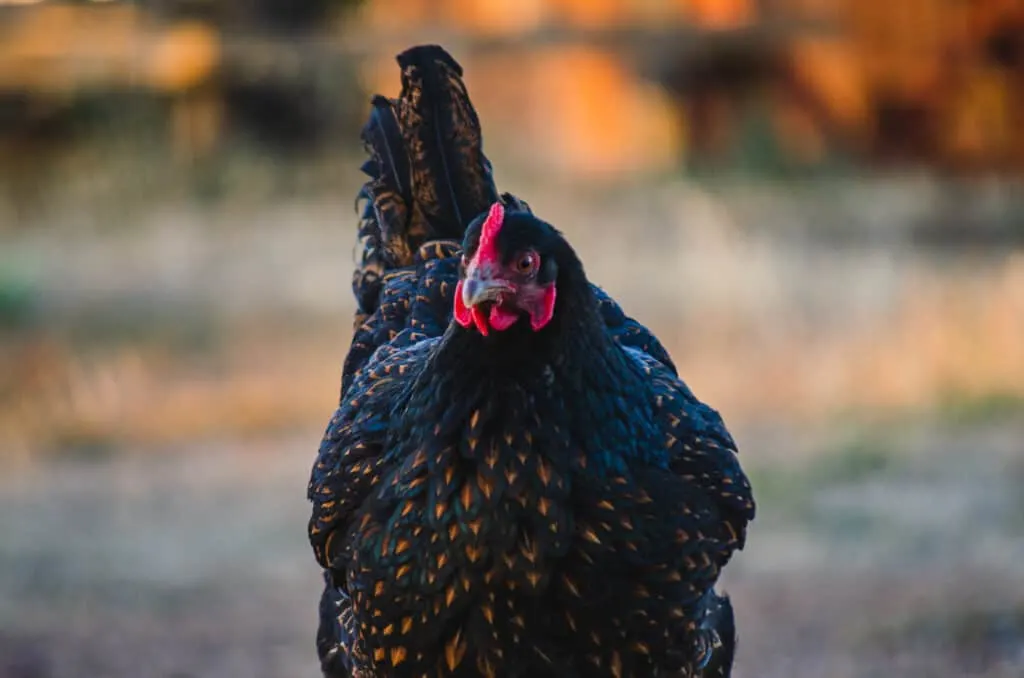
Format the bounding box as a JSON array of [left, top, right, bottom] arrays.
[[471, 306, 490, 336], [489, 305, 519, 331], [453, 281, 473, 328]]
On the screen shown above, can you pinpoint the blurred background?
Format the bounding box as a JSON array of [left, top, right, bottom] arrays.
[[1, 0, 1023, 676]]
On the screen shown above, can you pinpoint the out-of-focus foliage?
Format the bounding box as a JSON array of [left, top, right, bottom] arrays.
[[358, 0, 1024, 175], [2, 0, 1024, 184]]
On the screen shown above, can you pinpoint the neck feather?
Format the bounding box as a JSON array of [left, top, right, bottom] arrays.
[[405, 275, 662, 469]]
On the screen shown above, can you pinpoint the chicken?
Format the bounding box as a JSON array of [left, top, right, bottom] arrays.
[[308, 45, 755, 678]]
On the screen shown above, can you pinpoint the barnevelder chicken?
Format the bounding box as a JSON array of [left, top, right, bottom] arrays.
[[308, 45, 755, 678]]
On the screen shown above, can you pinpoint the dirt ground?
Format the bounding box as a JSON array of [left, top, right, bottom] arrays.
[[0, 419, 1021, 678]]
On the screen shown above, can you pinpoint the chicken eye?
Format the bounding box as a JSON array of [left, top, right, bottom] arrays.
[[516, 252, 538, 274]]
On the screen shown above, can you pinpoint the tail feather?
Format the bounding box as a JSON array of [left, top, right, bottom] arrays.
[[361, 95, 410, 205], [395, 45, 499, 240], [353, 95, 410, 323], [351, 45, 498, 327]]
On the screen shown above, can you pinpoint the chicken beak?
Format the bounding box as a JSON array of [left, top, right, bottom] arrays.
[[461, 275, 513, 308]]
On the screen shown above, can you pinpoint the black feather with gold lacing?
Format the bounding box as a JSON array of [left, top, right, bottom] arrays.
[[351, 46, 498, 332], [347, 46, 499, 397], [311, 44, 754, 678]]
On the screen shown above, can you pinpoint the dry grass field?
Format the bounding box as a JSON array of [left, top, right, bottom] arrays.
[[1, 175, 1022, 677]]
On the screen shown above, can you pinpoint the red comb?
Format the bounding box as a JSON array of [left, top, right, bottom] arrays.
[[475, 202, 504, 267]]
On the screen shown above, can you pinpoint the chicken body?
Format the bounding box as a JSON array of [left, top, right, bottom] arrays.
[[309, 46, 754, 678]]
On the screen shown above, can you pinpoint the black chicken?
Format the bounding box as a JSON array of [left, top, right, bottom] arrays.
[[308, 45, 755, 678]]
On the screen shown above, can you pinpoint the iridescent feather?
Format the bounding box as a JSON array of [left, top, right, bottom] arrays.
[[309, 44, 755, 678]]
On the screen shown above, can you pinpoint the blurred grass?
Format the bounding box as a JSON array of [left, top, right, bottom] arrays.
[[744, 430, 895, 526], [4, 302, 1023, 463], [3, 168, 1024, 462], [935, 391, 1024, 427], [1, 137, 364, 233], [2, 178, 1022, 677], [866, 597, 1024, 673]]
